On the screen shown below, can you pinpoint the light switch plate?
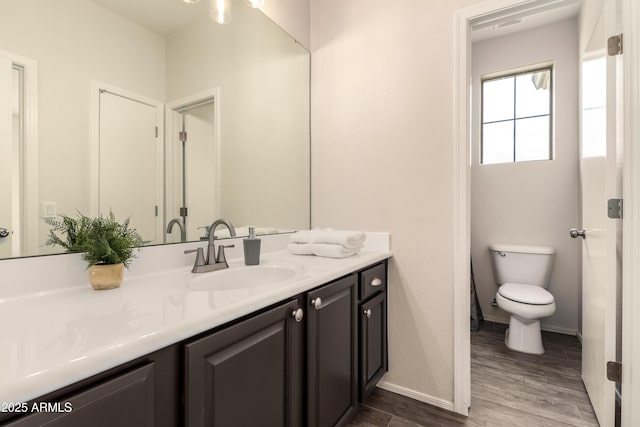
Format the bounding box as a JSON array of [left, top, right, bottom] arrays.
[[42, 202, 57, 219]]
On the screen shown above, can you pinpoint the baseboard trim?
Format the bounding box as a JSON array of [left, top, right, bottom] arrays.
[[376, 381, 456, 413], [482, 315, 578, 337]]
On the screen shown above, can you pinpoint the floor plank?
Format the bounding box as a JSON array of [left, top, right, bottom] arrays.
[[350, 321, 599, 427]]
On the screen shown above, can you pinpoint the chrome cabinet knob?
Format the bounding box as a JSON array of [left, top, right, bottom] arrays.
[[311, 297, 322, 310], [292, 308, 304, 322], [364, 309, 372, 319], [570, 228, 586, 239], [0, 228, 9, 238], [370, 277, 382, 287]]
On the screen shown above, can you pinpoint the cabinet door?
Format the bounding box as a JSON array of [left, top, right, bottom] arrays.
[[360, 291, 388, 401], [185, 299, 303, 427], [3, 364, 155, 427], [307, 274, 358, 427]]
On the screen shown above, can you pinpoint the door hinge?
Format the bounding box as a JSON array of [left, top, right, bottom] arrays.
[[155, 205, 158, 217], [608, 198, 623, 219], [607, 361, 622, 382], [608, 34, 623, 56], [180, 207, 188, 217], [179, 131, 187, 143], [155, 126, 158, 138]]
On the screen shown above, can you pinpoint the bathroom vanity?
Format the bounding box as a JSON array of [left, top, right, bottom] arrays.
[[0, 247, 389, 427]]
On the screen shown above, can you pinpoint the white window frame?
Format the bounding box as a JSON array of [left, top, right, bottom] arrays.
[[480, 65, 553, 164]]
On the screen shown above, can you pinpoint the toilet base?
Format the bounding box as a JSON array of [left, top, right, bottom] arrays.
[[504, 316, 545, 355]]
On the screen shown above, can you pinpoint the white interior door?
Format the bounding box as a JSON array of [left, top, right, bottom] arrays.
[[183, 101, 219, 240], [579, 0, 622, 425], [165, 90, 220, 244], [0, 56, 13, 258], [99, 91, 160, 244]]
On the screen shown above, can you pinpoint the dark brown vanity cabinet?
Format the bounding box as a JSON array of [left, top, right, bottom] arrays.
[[1, 260, 388, 427], [358, 262, 388, 401], [306, 274, 358, 427], [184, 298, 304, 427]]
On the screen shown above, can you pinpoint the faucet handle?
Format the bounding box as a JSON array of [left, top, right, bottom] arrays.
[[216, 244, 235, 264], [185, 248, 206, 271]]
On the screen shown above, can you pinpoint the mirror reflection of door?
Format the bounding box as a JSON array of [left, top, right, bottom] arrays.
[[0, 56, 21, 258], [98, 90, 162, 244], [166, 96, 220, 243]]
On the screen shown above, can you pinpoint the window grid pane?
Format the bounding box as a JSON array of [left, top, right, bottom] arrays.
[[482, 121, 514, 164], [515, 116, 550, 162], [481, 67, 552, 165], [482, 77, 515, 123]]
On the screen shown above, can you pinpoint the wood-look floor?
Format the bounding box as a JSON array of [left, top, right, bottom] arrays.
[[350, 321, 599, 427]]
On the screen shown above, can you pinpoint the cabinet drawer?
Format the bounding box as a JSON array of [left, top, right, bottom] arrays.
[[359, 262, 387, 300]]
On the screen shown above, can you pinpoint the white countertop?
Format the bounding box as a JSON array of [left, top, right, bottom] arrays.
[[0, 248, 391, 404]]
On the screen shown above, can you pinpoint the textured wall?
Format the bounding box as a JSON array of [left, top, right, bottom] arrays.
[[311, 0, 481, 406], [262, 0, 310, 50]]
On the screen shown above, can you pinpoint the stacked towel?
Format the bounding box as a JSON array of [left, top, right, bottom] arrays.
[[288, 229, 366, 259]]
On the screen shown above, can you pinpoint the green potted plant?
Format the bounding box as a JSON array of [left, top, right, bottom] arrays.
[[44, 211, 144, 290]]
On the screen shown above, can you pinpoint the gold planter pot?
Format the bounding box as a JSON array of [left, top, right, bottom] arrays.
[[88, 263, 124, 290]]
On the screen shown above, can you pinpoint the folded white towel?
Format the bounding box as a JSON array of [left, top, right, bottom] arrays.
[[287, 242, 360, 259], [290, 229, 366, 250], [287, 242, 314, 256]]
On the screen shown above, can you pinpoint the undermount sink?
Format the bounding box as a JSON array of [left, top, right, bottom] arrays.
[[187, 262, 306, 292]]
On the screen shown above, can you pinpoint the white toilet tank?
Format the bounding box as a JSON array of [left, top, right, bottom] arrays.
[[489, 244, 555, 288]]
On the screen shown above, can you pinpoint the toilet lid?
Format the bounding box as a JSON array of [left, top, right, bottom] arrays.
[[498, 283, 554, 305]]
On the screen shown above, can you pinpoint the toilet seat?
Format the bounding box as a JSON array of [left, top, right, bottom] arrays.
[[498, 283, 554, 305]]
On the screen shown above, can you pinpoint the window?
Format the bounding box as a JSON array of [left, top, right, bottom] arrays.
[[481, 67, 552, 164]]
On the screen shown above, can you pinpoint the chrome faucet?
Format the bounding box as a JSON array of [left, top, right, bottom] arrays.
[[185, 218, 236, 273], [167, 218, 186, 242]]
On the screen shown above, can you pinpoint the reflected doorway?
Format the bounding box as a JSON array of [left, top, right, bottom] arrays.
[[0, 51, 37, 258], [166, 89, 221, 243]]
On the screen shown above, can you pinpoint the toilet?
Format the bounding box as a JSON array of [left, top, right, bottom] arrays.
[[489, 244, 556, 355]]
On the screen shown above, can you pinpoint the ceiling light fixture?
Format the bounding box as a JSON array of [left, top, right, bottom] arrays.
[[183, 0, 201, 4], [211, 0, 231, 24]]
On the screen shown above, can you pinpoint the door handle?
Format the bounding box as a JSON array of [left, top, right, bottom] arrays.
[[570, 228, 586, 239], [0, 228, 9, 238]]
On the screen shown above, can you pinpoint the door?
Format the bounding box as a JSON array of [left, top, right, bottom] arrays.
[[165, 94, 220, 244], [360, 291, 388, 401], [579, 0, 622, 425], [5, 364, 155, 427], [99, 91, 160, 244], [0, 56, 14, 258], [184, 299, 304, 427], [306, 275, 358, 427]]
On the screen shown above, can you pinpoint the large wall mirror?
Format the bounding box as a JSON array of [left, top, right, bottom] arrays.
[[0, 0, 310, 260]]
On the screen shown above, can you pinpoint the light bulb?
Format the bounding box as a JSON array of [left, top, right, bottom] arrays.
[[246, 0, 264, 8], [211, 0, 231, 24]]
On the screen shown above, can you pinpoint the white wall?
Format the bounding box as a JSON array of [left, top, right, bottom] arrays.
[[471, 18, 581, 334], [166, 2, 310, 232], [311, 0, 480, 407], [262, 0, 310, 50], [0, 0, 166, 255]]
